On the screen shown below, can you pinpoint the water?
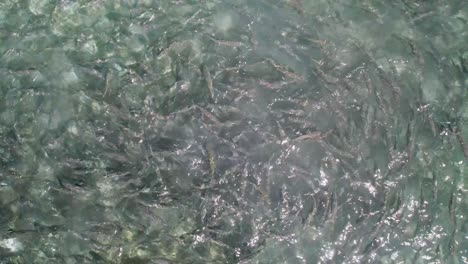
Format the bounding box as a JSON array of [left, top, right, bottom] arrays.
[[0, 0, 467, 263]]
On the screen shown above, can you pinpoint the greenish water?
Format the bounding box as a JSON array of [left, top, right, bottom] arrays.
[[0, 0, 467, 263]]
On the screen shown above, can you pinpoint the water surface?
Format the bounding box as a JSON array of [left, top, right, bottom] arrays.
[[0, 0, 467, 263]]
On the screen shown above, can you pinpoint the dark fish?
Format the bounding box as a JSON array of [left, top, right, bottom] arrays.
[[288, 0, 304, 16]]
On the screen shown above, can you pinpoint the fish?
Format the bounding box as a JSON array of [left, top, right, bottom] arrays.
[[208, 36, 243, 47], [292, 129, 333, 142], [254, 185, 270, 204], [201, 64, 214, 100], [288, 0, 304, 16], [207, 148, 216, 178]]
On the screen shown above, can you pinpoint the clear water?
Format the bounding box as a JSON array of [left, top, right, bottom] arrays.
[[0, 0, 467, 263]]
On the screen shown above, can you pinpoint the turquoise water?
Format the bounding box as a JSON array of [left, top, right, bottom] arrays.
[[0, 0, 467, 263]]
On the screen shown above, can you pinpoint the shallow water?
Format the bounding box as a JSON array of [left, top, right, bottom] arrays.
[[0, 0, 467, 263]]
